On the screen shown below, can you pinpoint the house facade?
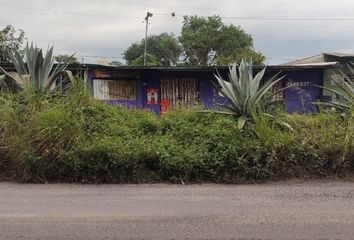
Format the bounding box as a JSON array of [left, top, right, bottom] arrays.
[[84, 63, 338, 115], [283, 53, 354, 102]]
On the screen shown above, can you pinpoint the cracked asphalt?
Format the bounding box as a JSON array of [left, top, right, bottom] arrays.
[[0, 180, 354, 240]]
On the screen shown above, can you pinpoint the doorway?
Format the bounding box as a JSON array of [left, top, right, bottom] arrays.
[[160, 77, 199, 112]]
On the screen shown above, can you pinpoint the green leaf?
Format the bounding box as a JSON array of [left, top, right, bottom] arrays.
[[213, 58, 286, 119], [237, 116, 246, 129], [4, 42, 73, 94]]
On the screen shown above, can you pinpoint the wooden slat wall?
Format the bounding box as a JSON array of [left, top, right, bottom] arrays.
[[161, 77, 199, 110], [272, 81, 284, 101], [93, 79, 136, 100]]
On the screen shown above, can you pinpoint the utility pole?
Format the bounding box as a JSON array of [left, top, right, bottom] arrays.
[[143, 12, 153, 66]]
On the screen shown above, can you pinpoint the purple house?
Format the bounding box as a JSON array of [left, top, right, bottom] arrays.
[[83, 62, 338, 115]]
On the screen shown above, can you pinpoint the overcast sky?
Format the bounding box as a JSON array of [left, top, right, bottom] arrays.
[[1, 0, 354, 64]]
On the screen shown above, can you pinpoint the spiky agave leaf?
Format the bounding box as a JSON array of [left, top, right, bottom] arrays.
[[0, 75, 23, 92], [1, 42, 74, 94], [314, 65, 354, 112], [0, 67, 24, 93], [212, 58, 287, 129]]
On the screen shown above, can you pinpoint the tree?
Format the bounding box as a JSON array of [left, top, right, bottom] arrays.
[[179, 15, 265, 66], [123, 33, 182, 66], [55, 54, 80, 64], [131, 53, 162, 67], [0, 25, 25, 64], [217, 49, 265, 66]]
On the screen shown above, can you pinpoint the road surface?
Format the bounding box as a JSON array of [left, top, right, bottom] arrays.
[[0, 180, 354, 240]]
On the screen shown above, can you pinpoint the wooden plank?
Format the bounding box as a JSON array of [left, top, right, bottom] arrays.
[[161, 77, 199, 110], [93, 79, 136, 100]]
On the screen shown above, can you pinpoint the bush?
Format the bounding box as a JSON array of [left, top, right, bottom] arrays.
[[0, 81, 353, 183], [157, 110, 245, 181], [250, 111, 354, 179]]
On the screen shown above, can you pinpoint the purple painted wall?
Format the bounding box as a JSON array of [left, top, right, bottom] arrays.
[[87, 67, 325, 115], [188, 69, 324, 114], [198, 71, 229, 109], [87, 68, 143, 109], [283, 69, 323, 113], [141, 71, 161, 115]]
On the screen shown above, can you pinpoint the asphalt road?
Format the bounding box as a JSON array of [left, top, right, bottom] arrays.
[[0, 181, 354, 240]]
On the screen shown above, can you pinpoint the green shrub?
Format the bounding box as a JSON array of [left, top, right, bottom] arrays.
[[288, 112, 353, 175], [0, 81, 352, 183], [61, 136, 159, 183], [157, 110, 267, 182]]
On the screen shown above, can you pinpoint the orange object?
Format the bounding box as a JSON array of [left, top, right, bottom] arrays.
[[160, 99, 170, 114]]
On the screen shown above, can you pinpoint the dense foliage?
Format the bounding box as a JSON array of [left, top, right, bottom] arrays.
[[131, 53, 163, 67], [123, 33, 182, 66], [0, 80, 352, 183], [179, 15, 265, 66], [122, 16, 265, 66], [55, 54, 80, 64], [0, 25, 25, 64]]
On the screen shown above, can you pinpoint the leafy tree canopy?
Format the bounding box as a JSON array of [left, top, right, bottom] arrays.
[[179, 15, 265, 66], [55, 54, 80, 64], [0, 25, 25, 64], [131, 53, 162, 67], [217, 49, 265, 66], [123, 33, 181, 66]]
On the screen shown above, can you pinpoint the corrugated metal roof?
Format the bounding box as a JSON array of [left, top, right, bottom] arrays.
[[79, 63, 338, 71], [280, 62, 339, 67], [281, 52, 354, 66], [280, 54, 325, 65], [0, 62, 339, 73], [326, 53, 354, 58]]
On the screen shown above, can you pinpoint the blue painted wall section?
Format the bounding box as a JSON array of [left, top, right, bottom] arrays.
[[284, 69, 323, 113], [86, 66, 329, 115], [141, 70, 161, 115], [87, 68, 143, 109]]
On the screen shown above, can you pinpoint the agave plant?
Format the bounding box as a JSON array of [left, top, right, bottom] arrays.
[[315, 64, 354, 112], [0, 43, 73, 93], [0, 74, 22, 92], [212, 58, 288, 129]]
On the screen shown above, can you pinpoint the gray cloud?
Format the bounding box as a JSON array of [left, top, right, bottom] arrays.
[[1, 0, 353, 64]]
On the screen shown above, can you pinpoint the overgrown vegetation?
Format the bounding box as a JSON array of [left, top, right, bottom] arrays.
[[0, 43, 352, 183], [0, 79, 352, 183]]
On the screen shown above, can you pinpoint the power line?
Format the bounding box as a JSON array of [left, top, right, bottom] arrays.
[[222, 16, 354, 21], [21, 0, 354, 17], [2, 2, 354, 22], [166, 12, 354, 21], [0, 2, 141, 21]]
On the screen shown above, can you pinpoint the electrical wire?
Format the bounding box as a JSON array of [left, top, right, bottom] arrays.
[[2, 2, 354, 22], [17, 0, 354, 17], [0, 2, 141, 21]]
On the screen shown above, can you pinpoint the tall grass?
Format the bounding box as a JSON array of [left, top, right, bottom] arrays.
[[0, 80, 353, 183]]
